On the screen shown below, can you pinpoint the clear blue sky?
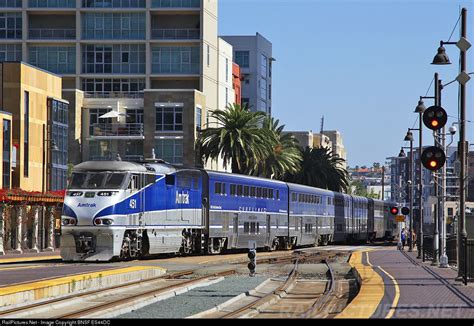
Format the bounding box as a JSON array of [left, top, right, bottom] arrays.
[[218, 0, 474, 168]]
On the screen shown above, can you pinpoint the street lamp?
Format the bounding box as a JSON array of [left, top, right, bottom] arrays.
[[432, 7, 471, 283], [404, 130, 415, 252]]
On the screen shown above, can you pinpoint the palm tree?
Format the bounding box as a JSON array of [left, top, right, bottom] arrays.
[[196, 103, 272, 174], [251, 117, 302, 179], [285, 146, 349, 192]]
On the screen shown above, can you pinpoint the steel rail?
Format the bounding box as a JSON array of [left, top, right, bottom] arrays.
[[0, 270, 195, 317]]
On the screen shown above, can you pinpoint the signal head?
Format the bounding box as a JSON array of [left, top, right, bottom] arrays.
[[423, 106, 447, 131], [248, 250, 256, 260], [421, 146, 446, 171], [390, 207, 399, 215]]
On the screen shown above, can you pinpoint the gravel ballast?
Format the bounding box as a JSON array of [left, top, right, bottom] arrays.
[[119, 275, 268, 319]]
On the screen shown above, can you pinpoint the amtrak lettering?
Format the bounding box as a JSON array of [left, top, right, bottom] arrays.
[[176, 191, 190, 204], [77, 203, 97, 208]]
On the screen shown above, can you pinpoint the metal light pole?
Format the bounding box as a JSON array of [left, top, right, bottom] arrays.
[[432, 73, 440, 266], [432, 7, 470, 280], [439, 80, 449, 268], [415, 99, 426, 259], [405, 130, 415, 252]]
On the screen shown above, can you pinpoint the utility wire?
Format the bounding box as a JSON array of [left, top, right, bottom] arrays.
[[424, 77, 435, 97], [447, 10, 462, 43]]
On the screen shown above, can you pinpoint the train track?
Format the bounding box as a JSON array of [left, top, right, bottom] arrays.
[[206, 253, 337, 319], [0, 269, 235, 319]]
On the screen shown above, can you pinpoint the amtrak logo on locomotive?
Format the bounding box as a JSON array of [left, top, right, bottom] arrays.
[[176, 191, 190, 204]]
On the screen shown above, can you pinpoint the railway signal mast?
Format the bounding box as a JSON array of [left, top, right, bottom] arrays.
[[248, 249, 257, 277]]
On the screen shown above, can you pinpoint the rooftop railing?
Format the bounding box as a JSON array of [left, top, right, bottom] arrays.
[[151, 28, 200, 40], [84, 91, 144, 99], [91, 123, 144, 137], [29, 28, 76, 40]]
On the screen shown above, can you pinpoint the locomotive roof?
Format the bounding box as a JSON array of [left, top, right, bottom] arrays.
[[73, 161, 149, 173]]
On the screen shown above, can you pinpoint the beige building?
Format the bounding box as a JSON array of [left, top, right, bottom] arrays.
[[0, 62, 70, 191], [283, 131, 333, 151], [322, 130, 347, 169], [0, 1, 227, 169]]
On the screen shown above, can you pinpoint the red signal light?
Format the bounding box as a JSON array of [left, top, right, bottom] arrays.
[[390, 207, 399, 215]]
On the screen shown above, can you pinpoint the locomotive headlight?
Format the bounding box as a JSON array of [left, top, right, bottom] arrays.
[[66, 191, 83, 197], [102, 219, 114, 225], [62, 218, 77, 226]]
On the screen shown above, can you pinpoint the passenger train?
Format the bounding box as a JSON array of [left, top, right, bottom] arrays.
[[60, 160, 397, 262]]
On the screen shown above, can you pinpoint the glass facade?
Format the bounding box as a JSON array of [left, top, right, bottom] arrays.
[[49, 99, 68, 191], [2, 119, 10, 189], [151, 0, 200, 8], [82, 44, 146, 74], [155, 139, 183, 164], [82, 13, 146, 40], [0, 0, 21, 7], [29, 46, 76, 74], [156, 107, 183, 132], [235, 51, 249, 68], [29, 0, 75, 7], [0, 44, 21, 62], [152, 46, 200, 74], [0, 13, 22, 39], [82, 78, 145, 97], [83, 0, 145, 7]]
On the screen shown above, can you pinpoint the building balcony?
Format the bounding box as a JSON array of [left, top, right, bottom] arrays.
[[151, 0, 200, 8], [29, 28, 76, 40], [151, 28, 199, 40], [84, 91, 144, 99], [90, 123, 144, 138], [151, 63, 200, 75], [28, 0, 76, 8]]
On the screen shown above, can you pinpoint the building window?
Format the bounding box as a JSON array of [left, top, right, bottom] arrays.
[[0, 0, 21, 7], [207, 44, 210, 67], [29, 46, 76, 74], [0, 44, 21, 62], [82, 13, 145, 40], [225, 88, 229, 107], [235, 51, 249, 68], [155, 139, 183, 164], [242, 98, 250, 109], [156, 107, 183, 132], [260, 53, 267, 78], [152, 46, 200, 74], [126, 109, 143, 124], [82, 78, 145, 97], [259, 79, 267, 100], [50, 99, 69, 190], [23, 91, 29, 178], [29, 0, 75, 7], [89, 108, 111, 135], [0, 13, 21, 39], [196, 107, 202, 131], [2, 119, 10, 189], [83, 44, 146, 74], [82, 0, 146, 7], [225, 58, 229, 82]]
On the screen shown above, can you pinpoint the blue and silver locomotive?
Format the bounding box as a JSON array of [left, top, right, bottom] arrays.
[[60, 160, 397, 262]]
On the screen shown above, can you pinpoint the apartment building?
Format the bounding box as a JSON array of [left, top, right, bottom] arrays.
[[0, 62, 68, 192], [221, 33, 273, 115], [0, 0, 229, 167]]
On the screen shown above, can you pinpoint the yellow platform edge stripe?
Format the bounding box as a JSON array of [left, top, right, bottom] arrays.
[[0, 255, 62, 264], [0, 265, 166, 296], [335, 250, 385, 319]]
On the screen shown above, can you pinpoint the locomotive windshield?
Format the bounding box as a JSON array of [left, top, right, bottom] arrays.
[[69, 172, 128, 189]]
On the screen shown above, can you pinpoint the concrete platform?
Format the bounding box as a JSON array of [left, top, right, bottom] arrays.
[[0, 251, 61, 264], [336, 248, 474, 319], [0, 265, 166, 309]]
